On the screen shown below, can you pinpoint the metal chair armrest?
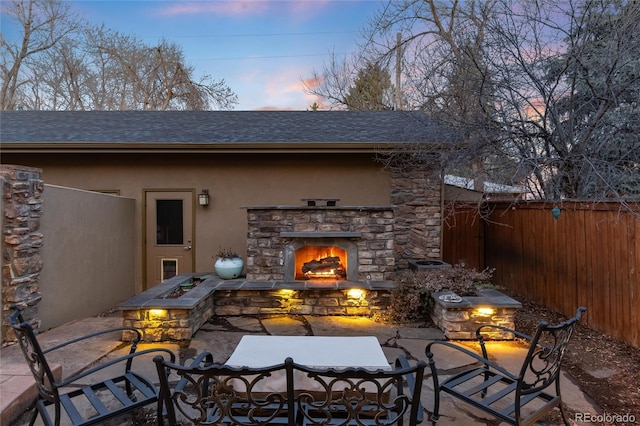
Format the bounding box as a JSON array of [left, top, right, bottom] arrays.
[[190, 351, 215, 367], [42, 327, 143, 355], [56, 347, 176, 387], [476, 324, 534, 342], [425, 340, 516, 380], [475, 324, 554, 360], [476, 324, 554, 352]]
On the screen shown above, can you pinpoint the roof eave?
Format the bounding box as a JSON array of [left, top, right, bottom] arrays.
[[0, 141, 422, 154]]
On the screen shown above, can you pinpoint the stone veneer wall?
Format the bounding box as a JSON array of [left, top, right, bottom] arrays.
[[390, 168, 442, 268], [119, 274, 217, 342], [245, 207, 395, 281], [431, 304, 518, 340], [121, 296, 214, 342], [213, 288, 391, 316], [1, 165, 44, 344], [430, 290, 521, 340], [119, 274, 394, 341]]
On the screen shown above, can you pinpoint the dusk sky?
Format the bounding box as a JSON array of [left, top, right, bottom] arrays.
[[69, 0, 384, 110]]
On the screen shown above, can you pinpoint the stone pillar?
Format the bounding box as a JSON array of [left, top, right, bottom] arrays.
[[1, 165, 44, 344], [390, 168, 442, 268]]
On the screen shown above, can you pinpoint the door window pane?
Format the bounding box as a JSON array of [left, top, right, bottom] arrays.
[[157, 200, 183, 244]]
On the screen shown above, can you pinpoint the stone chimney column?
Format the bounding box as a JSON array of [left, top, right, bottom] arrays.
[[1, 165, 44, 344], [390, 168, 442, 268]]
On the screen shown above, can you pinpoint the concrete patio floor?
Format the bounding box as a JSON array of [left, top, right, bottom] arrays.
[[2, 312, 600, 425]]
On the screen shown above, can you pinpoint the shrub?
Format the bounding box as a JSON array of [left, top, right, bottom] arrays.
[[382, 265, 495, 323], [215, 247, 240, 259]]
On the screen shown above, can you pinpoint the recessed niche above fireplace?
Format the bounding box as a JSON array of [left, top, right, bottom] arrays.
[[245, 205, 395, 283]]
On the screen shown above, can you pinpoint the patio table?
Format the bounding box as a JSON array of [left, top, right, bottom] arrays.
[[225, 335, 391, 396]]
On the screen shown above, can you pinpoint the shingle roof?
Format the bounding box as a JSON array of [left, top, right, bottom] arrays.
[[1, 111, 452, 151]]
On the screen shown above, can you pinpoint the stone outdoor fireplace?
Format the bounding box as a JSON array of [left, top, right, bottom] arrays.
[[245, 203, 396, 283], [118, 172, 444, 340]]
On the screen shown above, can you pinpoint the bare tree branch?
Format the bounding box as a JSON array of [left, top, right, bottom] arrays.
[[0, 0, 80, 109], [310, 0, 640, 213]]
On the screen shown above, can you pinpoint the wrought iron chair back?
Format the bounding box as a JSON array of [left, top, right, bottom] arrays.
[[291, 357, 426, 426], [6, 306, 175, 426], [7, 308, 59, 405], [154, 353, 296, 426], [426, 307, 586, 426], [507, 307, 585, 395]]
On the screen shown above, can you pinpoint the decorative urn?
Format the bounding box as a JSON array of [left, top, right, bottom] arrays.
[[214, 248, 244, 279]]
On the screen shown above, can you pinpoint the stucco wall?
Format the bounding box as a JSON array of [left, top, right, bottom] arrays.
[[3, 152, 444, 295], [5, 153, 392, 293], [39, 185, 135, 329]]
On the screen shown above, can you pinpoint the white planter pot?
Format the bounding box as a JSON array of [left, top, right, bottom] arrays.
[[214, 257, 244, 279]]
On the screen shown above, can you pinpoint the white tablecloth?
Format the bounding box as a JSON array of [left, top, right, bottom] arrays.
[[226, 335, 391, 370], [224, 335, 392, 396]]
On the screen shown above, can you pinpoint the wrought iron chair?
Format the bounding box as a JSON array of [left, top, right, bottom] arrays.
[[292, 357, 426, 426], [6, 306, 175, 426], [425, 307, 586, 426], [154, 352, 296, 425]]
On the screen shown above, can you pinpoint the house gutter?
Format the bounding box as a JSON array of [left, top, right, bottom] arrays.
[[1, 141, 408, 154]]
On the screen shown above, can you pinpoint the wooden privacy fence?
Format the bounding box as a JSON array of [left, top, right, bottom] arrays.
[[442, 201, 639, 349]]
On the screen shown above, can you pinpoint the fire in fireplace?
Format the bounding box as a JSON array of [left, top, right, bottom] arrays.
[[283, 238, 359, 282], [295, 246, 347, 280]]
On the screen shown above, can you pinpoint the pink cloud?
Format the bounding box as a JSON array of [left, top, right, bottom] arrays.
[[287, 0, 331, 21], [228, 49, 332, 110], [158, 1, 270, 17], [156, 0, 333, 18], [258, 76, 325, 111], [254, 106, 296, 111], [264, 72, 301, 97], [301, 75, 323, 91]]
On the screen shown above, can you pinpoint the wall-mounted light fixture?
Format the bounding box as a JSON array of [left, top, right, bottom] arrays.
[[198, 189, 209, 206]]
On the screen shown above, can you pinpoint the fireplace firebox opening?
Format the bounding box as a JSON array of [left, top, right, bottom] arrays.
[[284, 238, 359, 282], [295, 245, 347, 280]]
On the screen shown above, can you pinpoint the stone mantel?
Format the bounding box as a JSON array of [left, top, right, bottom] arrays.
[[280, 232, 362, 238]]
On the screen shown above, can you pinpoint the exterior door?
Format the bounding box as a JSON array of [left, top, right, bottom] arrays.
[[145, 190, 194, 289]]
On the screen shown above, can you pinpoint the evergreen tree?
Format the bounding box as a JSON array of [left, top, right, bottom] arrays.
[[543, 0, 640, 198], [343, 62, 393, 111]]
